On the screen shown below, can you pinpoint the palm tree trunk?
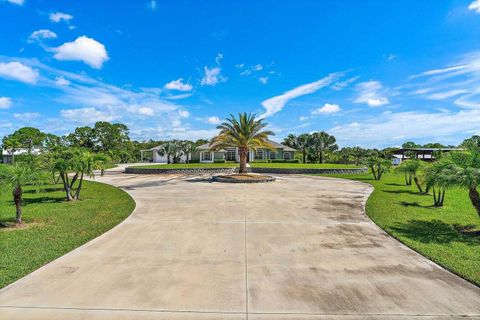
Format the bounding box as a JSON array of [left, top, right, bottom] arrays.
[[468, 187, 480, 217], [60, 173, 74, 201], [238, 147, 248, 173], [74, 171, 84, 200], [302, 149, 306, 163], [433, 186, 437, 205], [413, 176, 423, 193], [13, 184, 23, 224], [69, 172, 79, 189]]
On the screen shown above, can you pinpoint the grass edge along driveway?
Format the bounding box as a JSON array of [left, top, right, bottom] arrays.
[[321, 171, 480, 287], [0, 180, 135, 289]]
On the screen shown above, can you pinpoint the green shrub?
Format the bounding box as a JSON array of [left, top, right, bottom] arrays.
[[269, 159, 300, 163], [189, 159, 200, 163], [251, 160, 269, 163], [214, 159, 226, 163]]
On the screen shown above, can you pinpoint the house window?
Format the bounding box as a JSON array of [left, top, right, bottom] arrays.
[[201, 152, 212, 161], [255, 149, 264, 160], [269, 152, 277, 160], [284, 152, 291, 160], [226, 148, 236, 161]]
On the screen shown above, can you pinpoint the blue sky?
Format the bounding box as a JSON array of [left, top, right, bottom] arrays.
[[1, 0, 480, 147]]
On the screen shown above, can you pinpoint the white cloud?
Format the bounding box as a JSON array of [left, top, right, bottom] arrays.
[[49, 12, 73, 23], [329, 109, 480, 147], [407, 51, 480, 108], [427, 89, 468, 100], [383, 53, 397, 61], [164, 78, 192, 91], [259, 77, 268, 84], [200, 66, 226, 86], [178, 110, 190, 118], [469, 0, 480, 13], [147, 0, 157, 11], [60, 107, 116, 124], [312, 103, 340, 114], [331, 76, 360, 91], [260, 72, 342, 118], [354, 81, 389, 107], [299, 116, 309, 121], [239, 64, 264, 76], [55, 76, 70, 86], [215, 53, 223, 65], [13, 112, 40, 120], [0, 61, 39, 84], [28, 29, 57, 42], [52, 36, 109, 69], [207, 116, 221, 124], [0, 97, 12, 109], [6, 0, 24, 5], [138, 107, 154, 116]]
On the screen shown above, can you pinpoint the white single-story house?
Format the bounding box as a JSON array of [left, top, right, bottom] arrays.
[[1, 148, 41, 163], [140, 140, 296, 163]]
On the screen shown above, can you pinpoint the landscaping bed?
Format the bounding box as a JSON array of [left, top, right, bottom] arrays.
[[212, 173, 275, 183], [0, 181, 135, 288], [322, 171, 480, 286]]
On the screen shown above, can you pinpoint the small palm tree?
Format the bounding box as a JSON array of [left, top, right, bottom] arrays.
[[396, 159, 424, 192], [445, 148, 480, 216], [180, 140, 197, 163], [211, 113, 274, 173], [0, 163, 42, 224], [424, 160, 454, 207], [365, 156, 392, 180]]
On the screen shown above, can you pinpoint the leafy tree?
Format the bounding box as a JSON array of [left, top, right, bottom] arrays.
[[283, 134, 297, 149], [0, 163, 43, 224], [66, 126, 96, 149], [338, 147, 353, 164], [351, 146, 367, 166], [195, 139, 209, 146], [423, 142, 446, 148], [308, 131, 338, 163], [461, 135, 480, 149], [2, 127, 46, 153], [211, 113, 274, 173], [365, 156, 392, 180], [402, 141, 420, 148], [93, 122, 130, 153]]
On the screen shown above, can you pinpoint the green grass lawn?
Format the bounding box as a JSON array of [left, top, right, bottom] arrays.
[[251, 162, 361, 169], [323, 171, 480, 286], [0, 180, 135, 288], [132, 162, 238, 169]]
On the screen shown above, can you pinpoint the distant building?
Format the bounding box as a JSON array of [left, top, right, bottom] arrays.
[[1, 148, 41, 164], [391, 147, 462, 165]]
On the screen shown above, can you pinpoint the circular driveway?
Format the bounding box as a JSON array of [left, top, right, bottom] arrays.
[[0, 169, 479, 319]]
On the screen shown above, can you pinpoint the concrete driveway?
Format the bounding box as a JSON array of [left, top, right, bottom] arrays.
[[0, 168, 479, 319]]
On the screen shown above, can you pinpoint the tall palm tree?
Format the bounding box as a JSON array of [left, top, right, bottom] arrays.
[[0, 163, 42, 224], [211, 113, 274, 173], [295, 133, 310, 163], [308, 131, 338, 163]]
